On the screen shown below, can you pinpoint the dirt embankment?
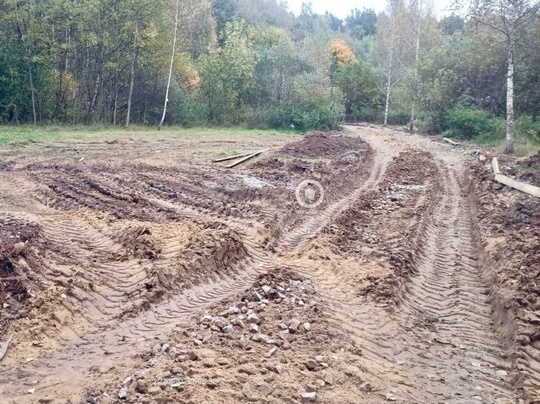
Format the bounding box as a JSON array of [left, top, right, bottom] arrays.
[[471, 157, 540, 401]]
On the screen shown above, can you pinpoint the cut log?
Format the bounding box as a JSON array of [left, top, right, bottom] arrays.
[[213, 152, 253, 163], [227, 150, 264, 168], [494, 174, 540, 198]]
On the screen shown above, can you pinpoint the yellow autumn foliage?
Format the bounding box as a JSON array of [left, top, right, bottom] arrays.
[[331, 39, 357, 68]]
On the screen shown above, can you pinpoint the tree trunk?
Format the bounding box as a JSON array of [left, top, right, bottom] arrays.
[[159, 0, 181, 130], [505, 35, 515, 154], [126, 25, 138, 128], [384, 70, 392, 127], [28, 63, 37, 125], [409, 16, 421, 132]]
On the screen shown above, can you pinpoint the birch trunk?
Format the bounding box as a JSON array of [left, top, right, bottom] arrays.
[[384, 67, 392, 127], [159, 0, 180, 130], [126, 25, 138, 128], [409, 17, 421, 132], [505, 34, 515, 154]]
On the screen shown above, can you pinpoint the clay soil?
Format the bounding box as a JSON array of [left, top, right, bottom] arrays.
[[0, 127, 539, 404]]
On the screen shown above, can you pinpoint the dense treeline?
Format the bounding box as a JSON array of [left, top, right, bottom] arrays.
[[1, 0, 539, 151]]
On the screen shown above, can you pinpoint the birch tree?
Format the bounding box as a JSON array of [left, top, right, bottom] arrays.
[[373, 0, 410, 126], [468, 0, 540, 153], [159, 0, 180, 130]]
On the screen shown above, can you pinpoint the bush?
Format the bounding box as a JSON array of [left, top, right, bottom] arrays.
[[516, 115, 540, 144], [386, 110, 410, 126], [442, 108, 505, 140]]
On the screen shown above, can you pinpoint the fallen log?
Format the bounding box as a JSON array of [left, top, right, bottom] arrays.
[[227, 150, 264, 168]]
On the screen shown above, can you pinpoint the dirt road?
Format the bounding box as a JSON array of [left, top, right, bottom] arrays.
[[0, 126, 538, 403]]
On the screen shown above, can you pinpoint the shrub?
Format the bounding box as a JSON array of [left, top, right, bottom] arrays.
[[442, 108, 505, 140], [516, 115, 540, 144]]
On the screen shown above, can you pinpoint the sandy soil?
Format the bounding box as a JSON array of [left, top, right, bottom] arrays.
[[0, 126, 538, 404]]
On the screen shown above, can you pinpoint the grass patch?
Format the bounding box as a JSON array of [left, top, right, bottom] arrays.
[[0, 125, 300, 145]]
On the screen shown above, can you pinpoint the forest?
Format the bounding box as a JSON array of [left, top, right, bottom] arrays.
[[1, 0, 540, 152]]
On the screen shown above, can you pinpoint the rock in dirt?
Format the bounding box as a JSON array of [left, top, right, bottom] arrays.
[[118, 387, 128, 400], [148, 386, 162, 396], [289, 319, 301, 333], [86, 397, 97, 404], [301, 391, 317, 402], [305, 359, 319, 371], [259, 384, 273, 397], [242, 383, 254, 399], [135, 380, 148, 394]]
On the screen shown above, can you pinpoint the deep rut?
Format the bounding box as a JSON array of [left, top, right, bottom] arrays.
[[294, 128, 517, 403]]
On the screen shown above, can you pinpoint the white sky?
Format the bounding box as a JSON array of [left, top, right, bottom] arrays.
[[285, 0, 456, 19]]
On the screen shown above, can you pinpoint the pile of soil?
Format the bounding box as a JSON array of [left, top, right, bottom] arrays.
[[0, 219, 40, 337], [89, 268, 366, 404], [522, 152, 540, 169], [280, 132, 368, 159]]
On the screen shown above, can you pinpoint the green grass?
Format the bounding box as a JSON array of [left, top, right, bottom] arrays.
[[440, 132, 540, 157], [0, 124, 301, 145]]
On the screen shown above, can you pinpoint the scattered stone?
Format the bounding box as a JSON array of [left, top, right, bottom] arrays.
[[148, 386, 162, 396], [305, 359, 319, 371], [303, 323, 311, 332], [273, 364, 284, 374], [253, 292, 263, 302], [188, 351, 199, 361], [217, 357, 230, 366], [123, 377, 132, 386], [118, 387, 128, 400], [495, 370, 508, 377], [301, 391, 317, 402], [289, 319, 301, 333], [278, 323, 288, 330], [386, 393, 397, 401], [202, 358, 215, 368], [193, 339, 203, 346], [259, 384, 273, 397], [161, 343, 170, 353], [250, 324, 259, 333], [147, 358, 157, 367], [239, 336, 251, 349], [242, 383, 253, 399], [247, 314, 260, 324], [314, 356, 324, 363], [359, 382, 371, 392], [266, 347, 278, 357], [207, 380, 219, 389], [262, 285, 272, 294], [86, 397, 97, 404], [201, 314, 214, 325], [171, 367, 183, 375], [323, 374, 334, 386], [306, 384, 317, 393], [222, 324, 234, 333]]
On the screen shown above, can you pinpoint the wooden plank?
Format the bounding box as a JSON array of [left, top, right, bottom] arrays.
[[226, 150, 264, 168], [443, 138, 460, 146], [213, 152, 253, 163], [492, 157, 500, 174], [494, 174, 540, 198]]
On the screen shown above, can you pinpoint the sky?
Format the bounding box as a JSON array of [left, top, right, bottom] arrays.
[[284, 0, 456, 19]]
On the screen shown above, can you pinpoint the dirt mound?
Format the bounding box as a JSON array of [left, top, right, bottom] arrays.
[[280, 131, 368, 158], [327, 150, 441, 305], [471, 160, 540, 400], [0, 219, 40, 337], [89, 268, 366, 403], [522, 152, 540, 169]]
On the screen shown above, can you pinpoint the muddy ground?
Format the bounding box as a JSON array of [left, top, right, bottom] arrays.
[[0, 127, 539, 404]]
